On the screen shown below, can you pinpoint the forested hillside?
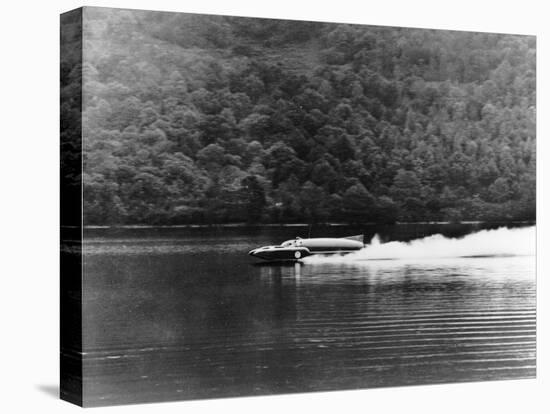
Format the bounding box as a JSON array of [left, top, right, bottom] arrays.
[[73, 8, 536, 225]]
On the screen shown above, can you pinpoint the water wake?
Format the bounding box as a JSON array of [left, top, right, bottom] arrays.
[[303, 226, 535, 263]]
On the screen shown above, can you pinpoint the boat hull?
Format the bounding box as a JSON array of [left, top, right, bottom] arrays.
[[248, 246, 312, 261], [249, 237, 364, 261]]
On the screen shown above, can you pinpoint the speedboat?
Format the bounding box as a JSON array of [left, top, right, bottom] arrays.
[[248, 235, 364, 261]]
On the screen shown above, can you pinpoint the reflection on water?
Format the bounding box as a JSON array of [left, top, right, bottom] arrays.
[[81, 224, 536, 406]]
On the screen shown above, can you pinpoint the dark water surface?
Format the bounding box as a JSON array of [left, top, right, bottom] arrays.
[[81, 223, 536, 406]]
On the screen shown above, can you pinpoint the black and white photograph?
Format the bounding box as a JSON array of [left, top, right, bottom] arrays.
[[58, 5, 539, 407], [0, 0, 550, 414], [4, 1, 548, 413]]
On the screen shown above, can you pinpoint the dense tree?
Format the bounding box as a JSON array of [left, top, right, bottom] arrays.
[[77, 9, 536, 225], [241, 175, 266, 223]]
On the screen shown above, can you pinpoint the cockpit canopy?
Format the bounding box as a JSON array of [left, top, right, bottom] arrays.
[[280, 237, 302, 247]]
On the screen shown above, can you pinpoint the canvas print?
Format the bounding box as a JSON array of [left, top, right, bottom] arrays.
[[60, 6, 536, 407]]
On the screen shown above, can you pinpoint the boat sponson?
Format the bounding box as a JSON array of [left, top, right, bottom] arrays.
[[248, 246, 311, 261], [298, 237, 364, 252]]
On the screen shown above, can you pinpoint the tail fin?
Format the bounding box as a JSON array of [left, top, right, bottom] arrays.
[[343, 234, 364, 243]]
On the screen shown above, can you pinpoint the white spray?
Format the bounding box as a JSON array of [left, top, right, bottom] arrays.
[[303, 226, 535, 263]]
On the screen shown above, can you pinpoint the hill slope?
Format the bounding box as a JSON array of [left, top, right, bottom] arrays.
[[68, 7, 536, 225]]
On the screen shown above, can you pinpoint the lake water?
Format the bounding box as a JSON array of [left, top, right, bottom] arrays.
[[81, 223, 536, 406]]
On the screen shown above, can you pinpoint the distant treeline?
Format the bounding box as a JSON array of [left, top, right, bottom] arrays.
[[66, 8, 536, 225]]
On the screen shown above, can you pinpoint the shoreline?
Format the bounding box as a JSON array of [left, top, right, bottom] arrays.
[[69, 220, 536, 230]]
